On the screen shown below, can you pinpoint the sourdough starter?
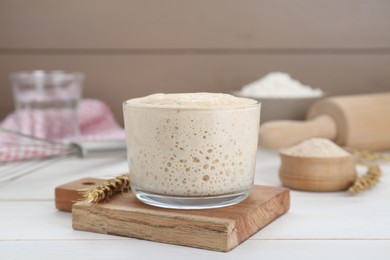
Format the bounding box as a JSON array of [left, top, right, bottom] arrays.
[[123, 93, 260, 196]]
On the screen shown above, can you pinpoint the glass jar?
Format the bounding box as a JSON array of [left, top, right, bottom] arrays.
[[123, 94, 260, 209]]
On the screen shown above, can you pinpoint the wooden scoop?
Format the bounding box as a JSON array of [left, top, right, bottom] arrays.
[[259, 92, 390, 151]]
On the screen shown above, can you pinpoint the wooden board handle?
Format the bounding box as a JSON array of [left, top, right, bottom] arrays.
[[259, 115, 337, 149]]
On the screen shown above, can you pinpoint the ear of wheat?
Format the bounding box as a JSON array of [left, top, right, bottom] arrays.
[[347, 149, 389, 194], [354, 150, 390, 164], [79, 173, 130, 203], [348, 165, 382, 194]]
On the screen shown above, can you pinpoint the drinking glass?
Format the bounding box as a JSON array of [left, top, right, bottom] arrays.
[[10, 70, 84, 140]]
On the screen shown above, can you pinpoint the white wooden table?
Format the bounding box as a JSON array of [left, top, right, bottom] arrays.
[[1, 149, 389, 259]]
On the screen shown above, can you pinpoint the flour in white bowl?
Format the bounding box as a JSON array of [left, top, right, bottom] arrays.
[[240, 72, 324, 98]]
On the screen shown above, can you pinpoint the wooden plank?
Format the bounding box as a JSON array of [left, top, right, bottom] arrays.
[[0, 154, 389, 242], [0, 156, 128, 201], [0, 240, 389, 259], [2, 191, 390, 241], [72, 185, 290, 252], [0, 0, 389, 49], [1, 54, 389, 122]]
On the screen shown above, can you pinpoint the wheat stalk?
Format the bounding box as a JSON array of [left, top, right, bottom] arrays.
[[346, 148, 389, 194], [80, 173, 130, 203], [348, 165, 382, 194], [355, 150, 390, 164]]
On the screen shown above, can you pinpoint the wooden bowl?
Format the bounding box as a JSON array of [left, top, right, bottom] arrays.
[[279, 153, 357, 192]]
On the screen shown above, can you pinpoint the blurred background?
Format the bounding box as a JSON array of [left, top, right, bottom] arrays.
[[1, 0, 389, 124]]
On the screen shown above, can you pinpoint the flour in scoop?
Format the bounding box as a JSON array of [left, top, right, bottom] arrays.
[[281, 138, 350, 158]]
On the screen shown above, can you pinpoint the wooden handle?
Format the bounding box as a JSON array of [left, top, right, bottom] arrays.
[[259, 115, 337, 149]]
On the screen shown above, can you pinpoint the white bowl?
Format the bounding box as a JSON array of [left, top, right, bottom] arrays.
[[232, 91, 325, 124]]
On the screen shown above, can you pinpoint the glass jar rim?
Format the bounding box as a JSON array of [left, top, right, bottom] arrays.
[[123, 99, 260, 111]]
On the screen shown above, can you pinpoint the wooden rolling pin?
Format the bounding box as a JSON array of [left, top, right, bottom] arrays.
[[259, 92, 390, 151]]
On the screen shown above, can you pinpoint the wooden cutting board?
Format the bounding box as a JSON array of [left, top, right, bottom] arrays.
[[55, 178, 290, 252]]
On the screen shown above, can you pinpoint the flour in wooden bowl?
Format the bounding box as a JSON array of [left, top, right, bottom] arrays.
[[280, 138, 350, 158], [279, 138, 356, 191]]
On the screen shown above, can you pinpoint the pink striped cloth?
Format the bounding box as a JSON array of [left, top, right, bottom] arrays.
[[0, 99, 125, 163]]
